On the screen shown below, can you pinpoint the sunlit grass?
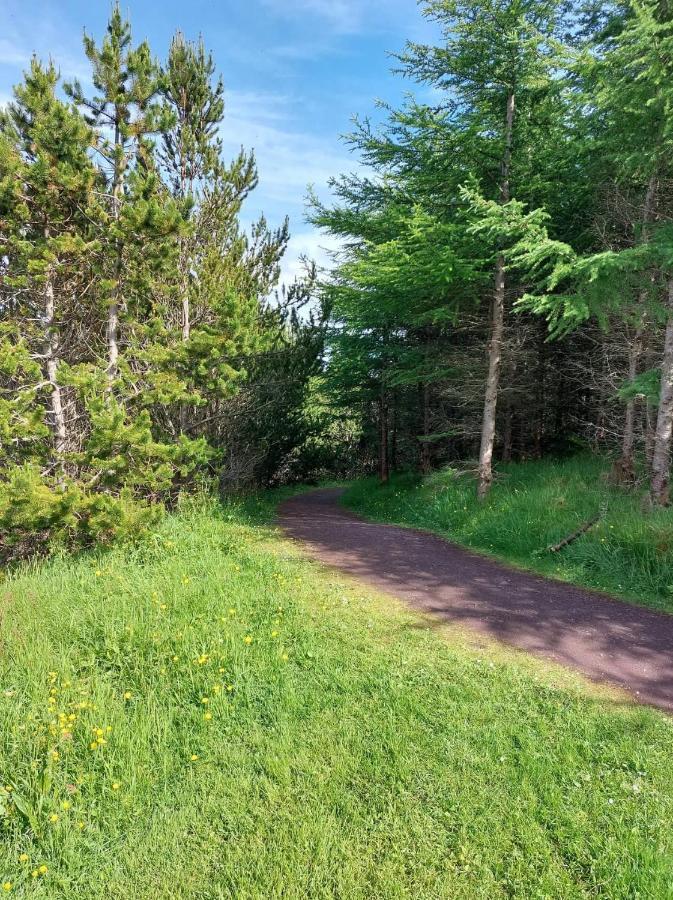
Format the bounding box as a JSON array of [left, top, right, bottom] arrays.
[[1, 493, 672, 897], [343, 454, 673, 613]]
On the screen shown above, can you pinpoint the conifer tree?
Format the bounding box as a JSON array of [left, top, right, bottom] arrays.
[[0, 58, 99, 466], [66, 2, 167, 386]]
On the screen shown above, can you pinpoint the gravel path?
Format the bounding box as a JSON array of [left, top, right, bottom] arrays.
[[278, 488, 673, 713]]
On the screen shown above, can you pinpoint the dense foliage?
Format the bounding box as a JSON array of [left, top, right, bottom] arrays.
[[0, 7, 324, 559], [313, 0, 673, 507]]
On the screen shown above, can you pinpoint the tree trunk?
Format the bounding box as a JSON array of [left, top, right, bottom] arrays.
[[181, 281, 190, 342], [43, 259, 67, 457], [379, 386, 389, 485], [107, 123, 123, 386], [616, 174, 657, 480], [502, 401, 513, 463], [650, 278, 673, 505], [477, 89, 515, 501], [616, 326, 642, 483], [420, 382, 431, 475]]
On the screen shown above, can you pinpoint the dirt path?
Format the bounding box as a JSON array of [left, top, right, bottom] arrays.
[[278, 488, 673, 713]]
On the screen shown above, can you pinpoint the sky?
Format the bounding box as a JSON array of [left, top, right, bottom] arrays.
[[0, 0, 438, 287]]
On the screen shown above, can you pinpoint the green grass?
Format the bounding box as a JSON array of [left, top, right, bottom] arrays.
[[1, 493, 673, 898], [343, 454, 673, 614]]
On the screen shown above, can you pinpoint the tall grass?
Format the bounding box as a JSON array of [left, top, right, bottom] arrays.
[[343, 455, 673, 613], [0, 494, 672, 897]]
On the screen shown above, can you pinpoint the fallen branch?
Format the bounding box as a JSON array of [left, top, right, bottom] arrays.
[[547, 515, 601, 553]]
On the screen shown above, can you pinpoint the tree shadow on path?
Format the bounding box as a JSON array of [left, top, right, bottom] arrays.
[[278, 488, 673, 713]]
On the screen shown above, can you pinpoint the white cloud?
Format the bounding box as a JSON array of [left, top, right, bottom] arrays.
[[261, 0, 363, 33], [222, 89, 356, 289], [223, 88, 358, 214], [0, 38, 30, 67], [260, 0, 415, 35]]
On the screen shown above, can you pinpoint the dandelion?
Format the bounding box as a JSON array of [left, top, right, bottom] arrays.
[[111, 782, 120, 791], [32, 871, 38, 878], [190, 754, 199, 761], [201, 697, 209, 704], [123, 691, 133, 701], [160, 604, 167, 611], [49, 814, 59, 824], [60, 800, 71, 810], [95, 570, 102, 577], [50, 750, 59, 761], [19, 854, 28, 863], [77, 821, 85, 830], [243, 635, 253, 645], [271, 631, 279, 638], [204, 712, 212, 721], [2, 882, 11, 892], [281, 653, 289, 662], [39, 866, 48, 875]]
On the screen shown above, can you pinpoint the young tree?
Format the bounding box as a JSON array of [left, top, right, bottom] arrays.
[[0, 59, 99, 466], [399, 0, 569, 498], [66, 2, 167, 386]]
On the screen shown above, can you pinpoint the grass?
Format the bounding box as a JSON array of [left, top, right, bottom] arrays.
[[343, 454, 673, 614], [0, 492, 672, 898]]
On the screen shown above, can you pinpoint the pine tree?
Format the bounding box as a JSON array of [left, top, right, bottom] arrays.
[[66, 2, 167, 386], [0, 58, 99, 467]]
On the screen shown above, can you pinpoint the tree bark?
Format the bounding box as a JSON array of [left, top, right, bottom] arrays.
[[379, 386, 389, 485], [477, 89, 515, 501], [616, 325, 642, 483], [650, 278, 673, 505], [43, 258, 67, 456], [420, 382, 431, 475], [107, 122, 123, 386], [616, 174, 657, 481]]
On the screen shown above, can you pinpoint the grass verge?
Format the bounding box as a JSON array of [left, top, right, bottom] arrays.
[[343, 454, 673, 614], [1, 492, 672, 898]]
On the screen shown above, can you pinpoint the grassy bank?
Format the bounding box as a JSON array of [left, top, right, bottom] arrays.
[[343, 455, 673, 614], [1, 494, 672, 898]]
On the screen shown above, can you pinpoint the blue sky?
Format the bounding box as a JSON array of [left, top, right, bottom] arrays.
[[1, 0, 437, 286]]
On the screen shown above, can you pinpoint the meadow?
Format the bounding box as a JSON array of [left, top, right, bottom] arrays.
[[1, 492, 672, 898], [344, 455, 673, 614]]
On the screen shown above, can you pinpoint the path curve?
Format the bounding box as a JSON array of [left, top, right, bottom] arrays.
[[278, 488, 673, 713]]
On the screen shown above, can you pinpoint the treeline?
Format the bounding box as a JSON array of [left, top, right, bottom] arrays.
[[0, 6, 325, 559], [312, 0, 673, 506]]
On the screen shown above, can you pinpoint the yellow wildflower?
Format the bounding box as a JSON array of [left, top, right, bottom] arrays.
[[60, 800, 71, 811], [190, 754, 199, 761], [49, 813, 58, 824], [111, 782, 120, 791], [2, 882, 11, 892], [244, 635, 253, 645], [204, 712, 212, 721], [123, 691, 133, 700], [19, 854, 28, 863], [39, 866, 48, 875]]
